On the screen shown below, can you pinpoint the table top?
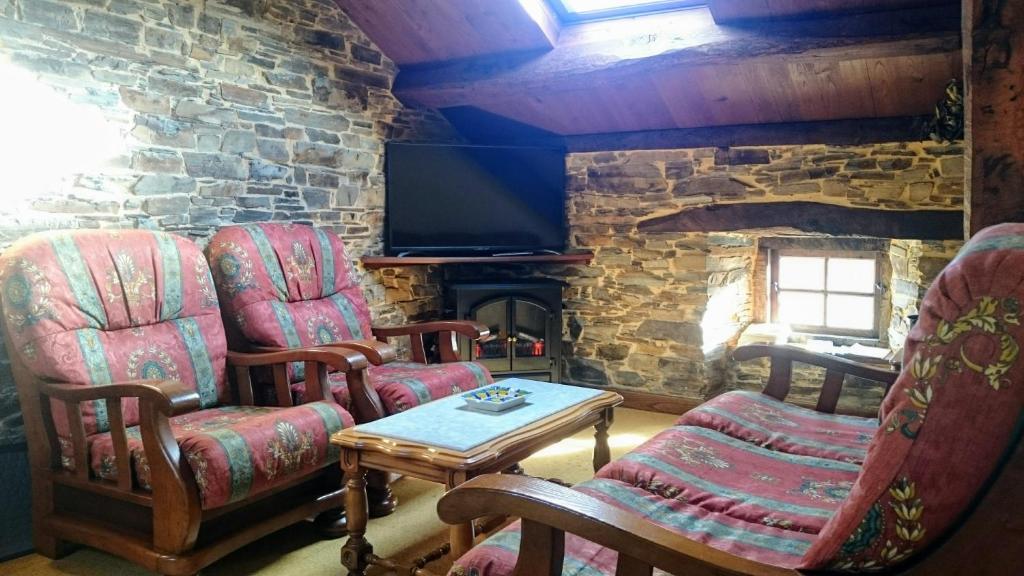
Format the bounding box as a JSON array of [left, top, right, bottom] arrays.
[[331, 379, 622, 465]]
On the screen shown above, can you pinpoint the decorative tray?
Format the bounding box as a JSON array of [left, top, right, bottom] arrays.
[[462, 384, 533, 412]]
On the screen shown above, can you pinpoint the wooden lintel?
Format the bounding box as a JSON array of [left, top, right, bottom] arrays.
[[708, 0, 957, 24], [965, 0, 1024, 235], [561, 117, 932, 151], [637, 202, 964, 240]]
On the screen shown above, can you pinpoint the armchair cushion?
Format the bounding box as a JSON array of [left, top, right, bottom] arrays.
[[451, 477, 819, 576], [677, 390, 877, 464], [80, 402, 353, 510], [596, 425, 860, 534], [0, 230, 227, 436], [293, 360, 493, 413]]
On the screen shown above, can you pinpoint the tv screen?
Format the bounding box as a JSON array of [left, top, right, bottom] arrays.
[[385, 143, 566, 256]]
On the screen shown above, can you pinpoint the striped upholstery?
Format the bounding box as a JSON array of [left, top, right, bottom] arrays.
[[0, 230, 227, 436], [0, 229, 359, 511], [294, 361, 493, 414], [87, 402, 352, 510], [451, 478, 821, 576], [207, 223, 492, 417], [677, 391, 877, 464], [806, 223, 1024, 571]]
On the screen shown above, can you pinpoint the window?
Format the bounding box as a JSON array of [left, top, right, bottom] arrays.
[[548, 0, 705, 22], [770, 250, 881, 338]]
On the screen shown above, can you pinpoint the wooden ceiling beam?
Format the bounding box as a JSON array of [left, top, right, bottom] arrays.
[[393, 5, 961, 133], [708, 0, 958, 24]]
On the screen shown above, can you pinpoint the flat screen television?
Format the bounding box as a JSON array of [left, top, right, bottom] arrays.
[[385, 143, 566, 256]]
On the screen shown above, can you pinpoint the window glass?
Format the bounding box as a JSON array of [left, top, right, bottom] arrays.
[[778, 291, 825, 327], [827, 258, 875, 293], [826, 294, 876, 330], [777, 256, 825, 290]]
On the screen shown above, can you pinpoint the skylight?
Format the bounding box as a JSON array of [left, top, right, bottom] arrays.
[[549, 0, 705, 22]]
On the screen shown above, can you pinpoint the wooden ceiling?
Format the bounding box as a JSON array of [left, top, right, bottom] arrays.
[[335, 0, 962, 138]]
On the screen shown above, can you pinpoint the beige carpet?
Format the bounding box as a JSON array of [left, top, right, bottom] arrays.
[[2, 408, 677, 576]]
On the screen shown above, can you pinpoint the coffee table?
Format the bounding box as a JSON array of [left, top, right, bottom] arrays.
[[331, 378, 623, 575]]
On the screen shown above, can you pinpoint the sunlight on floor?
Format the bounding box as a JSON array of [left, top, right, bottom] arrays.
[[531, 433, 652, 458]]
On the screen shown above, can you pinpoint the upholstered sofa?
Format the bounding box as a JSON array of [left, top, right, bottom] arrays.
[[441, 222, 1024, 576], [0, 229, 372, 575]]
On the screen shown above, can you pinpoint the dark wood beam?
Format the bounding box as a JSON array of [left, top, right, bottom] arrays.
[[965, 0, 1024, 236], [637, 202, 964, 240], [561, 117, 932, 151], [708, 0, 957, 24]]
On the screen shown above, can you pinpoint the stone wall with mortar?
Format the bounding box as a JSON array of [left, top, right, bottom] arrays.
[[560, 142, 965, 410], [0, 0, 459, 448]]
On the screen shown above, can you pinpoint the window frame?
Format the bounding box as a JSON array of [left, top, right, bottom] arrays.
[[769, 248, 883, 339], [547, 0, 706, 23]]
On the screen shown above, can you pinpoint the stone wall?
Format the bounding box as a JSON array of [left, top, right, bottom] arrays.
[[0, 0, 458, 448], [561, 142, 965, 409]]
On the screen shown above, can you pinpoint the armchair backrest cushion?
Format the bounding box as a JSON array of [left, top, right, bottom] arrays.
[[804, 223, 1024, 571], [0, 230, 227, 436], [205, 224, 372, 377]]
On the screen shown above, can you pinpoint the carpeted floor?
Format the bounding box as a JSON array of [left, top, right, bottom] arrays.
[[2, 408, 677, 576]]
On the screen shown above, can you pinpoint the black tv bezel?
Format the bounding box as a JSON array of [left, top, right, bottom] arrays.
[[384, 142, 568, 256]]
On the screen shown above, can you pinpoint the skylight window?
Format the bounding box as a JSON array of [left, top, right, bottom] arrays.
[[549, 0, 705, 22]]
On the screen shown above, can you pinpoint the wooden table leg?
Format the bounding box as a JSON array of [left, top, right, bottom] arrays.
[[446, 470, 476, 558], [593, 407, 614, 472], [340, 450, 373, 576]]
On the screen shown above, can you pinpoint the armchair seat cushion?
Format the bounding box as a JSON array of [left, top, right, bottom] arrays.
[[677, 390, 877, 464], [292, 360, 493, 414], [450, 477, 819, 576], [82, 403, 353, 510], [596, 426, 860, 535]]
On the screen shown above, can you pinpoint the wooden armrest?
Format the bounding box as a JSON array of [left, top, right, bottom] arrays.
[[732, 344, 898, 413], [42, 380, 200, 416], [438, 475, 797, 576], [227, 346, 368, 372], [372, 320, 490, 340], [317, 339, 398, 365]]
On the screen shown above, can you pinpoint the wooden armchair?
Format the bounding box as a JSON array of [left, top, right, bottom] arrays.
[[205, 223, 493, 422], [440, 223, 1024, 576], [0, 229, 373, 575]]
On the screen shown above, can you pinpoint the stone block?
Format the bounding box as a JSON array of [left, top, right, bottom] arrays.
[[21, 0, 78, 30], [237, 196, 272, 209], [221, 130, 256, 154], [134, 175, 196, 196], [257, 139, 290, 163], [293, 142, 339, 166], [566, 358, 608, 386], [264, 71, 308, 90], [174, 100, 236, 125], [878, 157, 914, 171], [220, 84, 268, 108], [940, 156, 964, 178], [334, 66, 389, 89], [283, 108, 349, 131], [182, 153, 247, 180], [773, 182, 820, 195], [845, 157, 878, 170], [307, 128, 341, 144], [149, 76, 203, 98], [715, 148, 770, 165], [145, 26, 183, 52], [682, 174, 751, 198], [302, 188, 331, 209], [119, 87, 169, 114], [233, 209, 273, 223], [249, 159, 289, 182], [351, 44, 382, 65], [83, 11, 142, 44], [131, 115, 194, 147], [189, 206, 222, 226], [636, 319, 701, 342], [143, 195, 190, 216], [296, 26, 344, 50], [167, 3, 195, 27], [132, 150, 183, 173], [308, 172, 340, 189]]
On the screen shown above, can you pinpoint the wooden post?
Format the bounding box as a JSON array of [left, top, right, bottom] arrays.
[[964, 0, 1024, 236]]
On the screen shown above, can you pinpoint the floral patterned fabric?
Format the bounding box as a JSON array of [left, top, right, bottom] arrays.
[[0, 230, 228, 436], [677, 390, 878, 464], [207, 223, 492, 417], [803, 222, 1024, 571], [293, 361, 493, 414], [450, 477, 821, 576], [596, 426, 860, 534], [86, 403, 352, 510]]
